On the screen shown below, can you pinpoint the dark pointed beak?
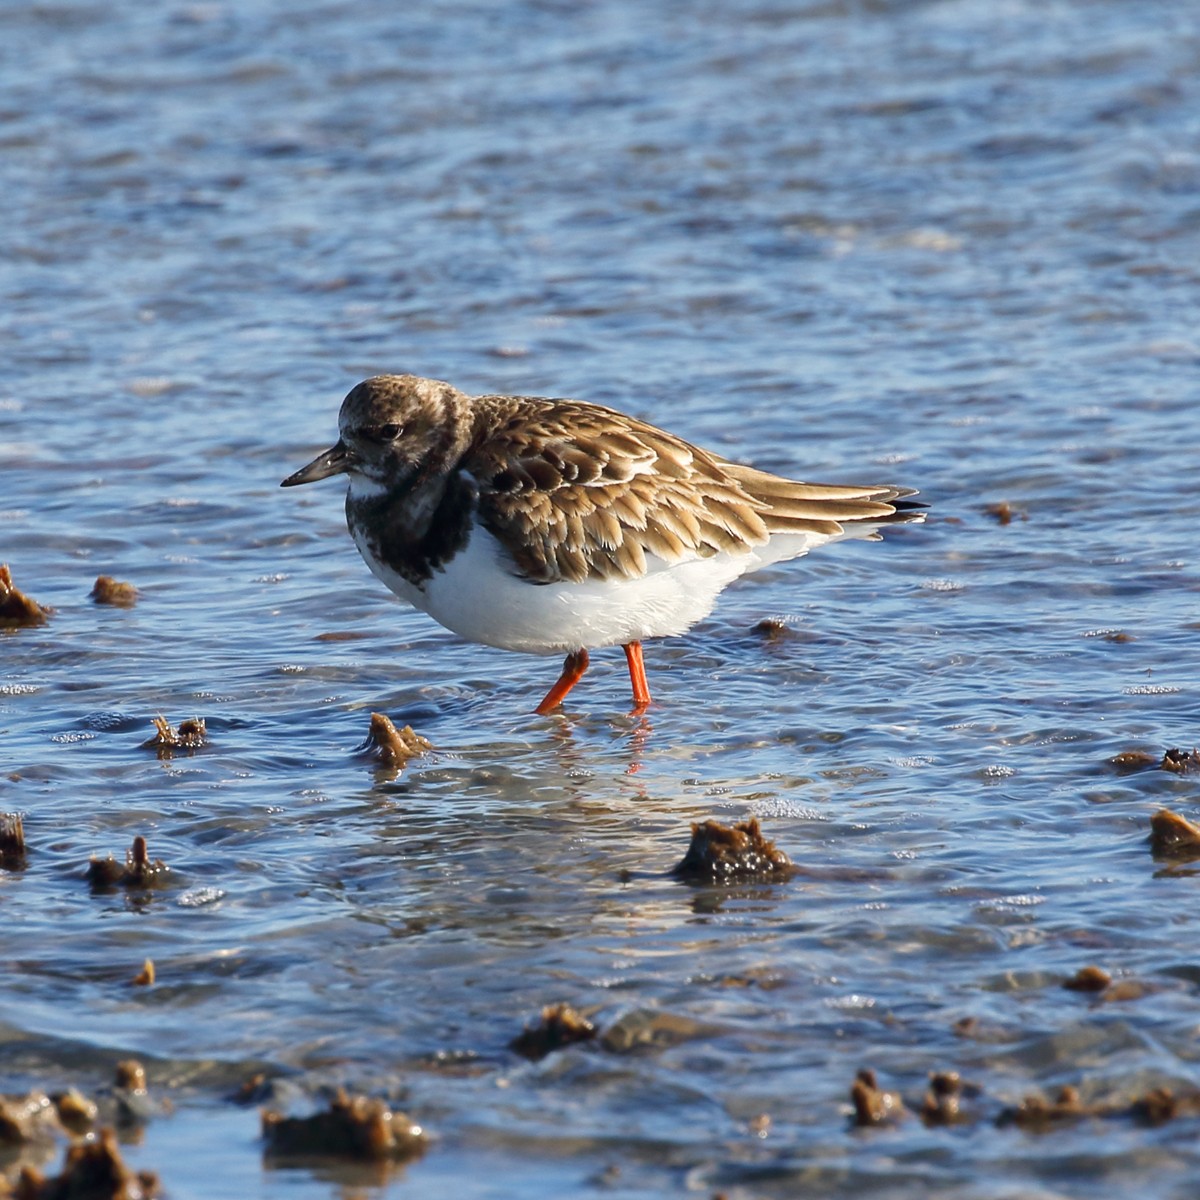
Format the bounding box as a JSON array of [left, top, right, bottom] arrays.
[[281, 441, 355, 487]]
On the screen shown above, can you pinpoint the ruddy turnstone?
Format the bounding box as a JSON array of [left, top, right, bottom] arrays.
[[282, 375, 924, 714]]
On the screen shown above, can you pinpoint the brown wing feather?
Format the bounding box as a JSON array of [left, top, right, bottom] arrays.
[[467, 398, 917, 584]]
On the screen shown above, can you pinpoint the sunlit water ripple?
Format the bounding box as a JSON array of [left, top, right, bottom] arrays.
[[3, 0, 1200, 1196]]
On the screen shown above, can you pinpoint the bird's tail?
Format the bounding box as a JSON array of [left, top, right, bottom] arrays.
[[721, 463, 927, 541]]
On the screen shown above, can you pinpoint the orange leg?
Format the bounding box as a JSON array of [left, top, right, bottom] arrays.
[[535, 648, 589, 715], [623, 641, 652, 711]]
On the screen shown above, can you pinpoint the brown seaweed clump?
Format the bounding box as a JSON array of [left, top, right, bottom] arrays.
[[113, 1063, 146, 1096], [1063, 965, 1112, 993], [510, 1002, 597, 1061], [0, 1092, 64, 1146], [50, 1089, 98, 1135], [1160, 748, 1200, 775], [673, 817, 794, 883], [0, 1086, 102, 1152], [363, 714, 431, 771], [749, 617, 798, 644], [1109, 749, 1159, 772], [1060, 966, 1149, 1003], [0, 564, 50, 628], [131, 960, 155, 987], [90, 576, 138, 608], [87, 837, 170, 891], [0, 813, 27, 870], [983, 501, 1026, 525], [141, 716, 206, 756], [996, 1085, 1088, 1131], [1149, 808, 1200, 858], [1129, 1086, 1200, 1126], [850, 1068, 906, 1127], [1111, 748, 1200, 774], [108, 1061, 160, 1127], [997, 1083, 1200, 1131], [13, 1127, 161, 1199], [261, 1088, 426, 1163], [920, 1072, 971, 1126]]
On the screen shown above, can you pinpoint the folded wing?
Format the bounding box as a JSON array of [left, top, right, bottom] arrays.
[[467, 399, 922, 585]]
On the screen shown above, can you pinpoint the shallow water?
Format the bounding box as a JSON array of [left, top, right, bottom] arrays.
[[4, 0, 1200, 1195]]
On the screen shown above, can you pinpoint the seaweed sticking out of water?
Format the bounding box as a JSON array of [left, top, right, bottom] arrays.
[[261, 1088, 427, 1163], [0, 1077, 156, 1192], [1160, 748, 1200, 775], [850, 1069, 1200, 1135], [1149, 808, 1200, 858], [141, 716, 206, 756], [920, 1072, 976, 1126], [87, 837, 171, 891], [748, 617, 799, 644], [0, 1092, 66, 1146], [0, 1061, 162, 1164], [51, 1090, 97, 1136], [0, 1087, 103, 1151], [850, 1068, 906, 1127], [361, 713, 432, 773], [1128, 1087, 1200, 1126], [0, 564, 50, 628], [672, 817, 795, 883], [12, 1126, 161, 1199], [997, 1083, 1200, 1131], [997, 1085, 1089, 1131], [1110, 749, 1159, 771], [1063, 965, 1112, 992], [1111, 747, 1200, 774], [131, 959, 155, 987], [0, 813, 26, 870], [113, 1064, 144, 1096], [90, 576, 138, 608], [510, 1003, 597, 1061], [1058, 967, 1150, 1002], [983, 501, 1026, 525], [108, 1061, 162, 1128]]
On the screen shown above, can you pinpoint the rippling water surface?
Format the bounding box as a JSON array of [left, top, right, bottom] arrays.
[[4, 1, 1200, 1195]]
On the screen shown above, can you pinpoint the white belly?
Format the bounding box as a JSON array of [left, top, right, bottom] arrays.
[[351, 519, 835, 655]]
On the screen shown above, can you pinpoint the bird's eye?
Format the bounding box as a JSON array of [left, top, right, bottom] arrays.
[[377, 423, 403, 441]]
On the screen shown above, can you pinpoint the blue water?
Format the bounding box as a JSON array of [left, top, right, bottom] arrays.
[[4, 0, 1200, 1195]]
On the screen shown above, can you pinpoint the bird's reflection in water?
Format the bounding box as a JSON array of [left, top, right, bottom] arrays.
[[540, 708, 655, 799], [622, 711, 653, 777]]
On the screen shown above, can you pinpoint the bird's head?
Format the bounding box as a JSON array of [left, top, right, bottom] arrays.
[[281, 374, 467, 495]]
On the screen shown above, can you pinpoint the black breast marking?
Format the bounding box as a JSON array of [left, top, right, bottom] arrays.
[[347, 473, 476, 588]]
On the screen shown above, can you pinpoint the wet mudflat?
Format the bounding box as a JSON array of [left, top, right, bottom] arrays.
[[4, 0, 1200, 1196]]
